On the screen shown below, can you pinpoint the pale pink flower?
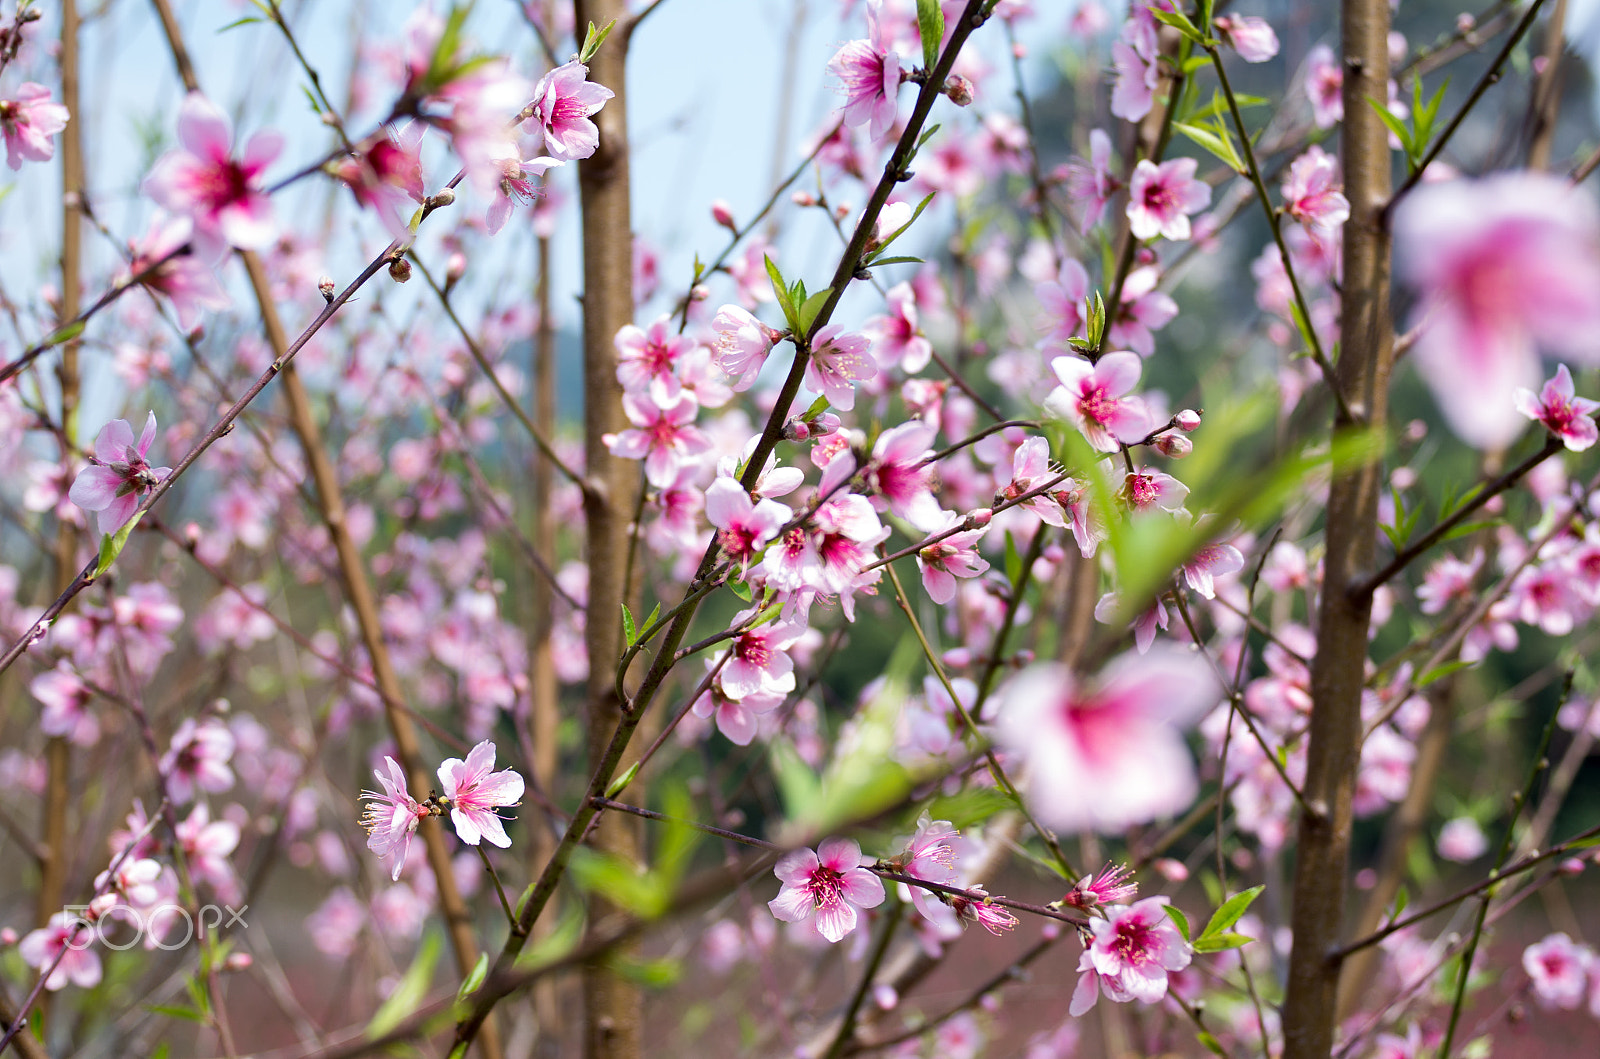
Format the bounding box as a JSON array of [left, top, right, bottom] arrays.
[[527, 60, 614, 161], [176, 802, 242, 903], [1071, 897, 1192, 1014], [1036, 258, 1091, 348], [144, 93, 281, 260], [691, 681, 784, 745], [606, 392, 712, 488], [1416, 550, 1480, 614], [1305, 44, 1344, 128], [1395, 173, 1600, 444], [307, 887, 367, 957], [1514, 364, 1600, 451], [1043, 352, 1153, 452], [866, 282, 933, 373], [720, 609, 806, 699], [1110, 265, 1178, 355], [1062, 863, 1139, 910], [1508, 562, 1582, 636], [806, 325, 878, 411], [1127, 158, 1211, 243], [18, 913, 101, 991], [1122, 469, 1189, 514], [767, 837, 886, 942], [123, 214, 231, 330], [1523, 933, 1593, 1009], [996, 646, 1217, 832], [32, 662, 98, 746], [711, 304, 782, 389], [1060, 129, 1119, 233], [728, 241, 777, 306], [1282, 146, 1349, 237], [706, 477, 792, 573], [331, 124, 426, 239], [1182, 542, 1245, 599], [1216, 14, 1279, 63], [485, 150, 562, 234], [866, 421, 942, 529], [361, 757, 429, 881], [159, 717, 236, 804], [615, 314, 695, 399], [916, 511, 990, 604], [68, 413, 171, 536], [0, 83, 70, 169], [828, 0, 903, 141], [1436, 816, 1488, 862], [438, 740, 525, 848], [1110, 34, 1160, 122]]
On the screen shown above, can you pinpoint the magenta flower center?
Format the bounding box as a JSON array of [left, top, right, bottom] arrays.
[[195, 159, 255, 213], [804, 865, 847, 911], [1078, 384, 1117, 425], [1140, 180, 1176, 215], [1110, 918, 1157, 969], [1127, 474, 1159, 507], [735, 632, 771, 668]]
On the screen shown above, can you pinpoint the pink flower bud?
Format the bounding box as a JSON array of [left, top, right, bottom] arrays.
[[1559, 857, 1585, 876], [965, 507, 992, 529], [1175, 408, 1202, 431], [942, 647, 972, 667], [1390, 467, 1417, 490], [1152, 857, 1188, 882], [1404, 418, 1428, 442], [317, 275, 335, 301], [1154, 433, 1192, 458], [710, 199, 736, 229], [943, 74, 975, 107], [835, 202, 851, 221], [224, 952, 254, 972], [872, 983, 898, 1010], [1042, 544, 1065, 563], [388, 257, 412, 283], [446, 251, 467, 284], [0, 928, 16, 945], [811, 412, 842, 436], [1455, 13, 1476, 33], [791, 191, 816, 207], [783, 418, 812, 442], [690, 284, 711, 302], [1011, 42, 1026, 60]]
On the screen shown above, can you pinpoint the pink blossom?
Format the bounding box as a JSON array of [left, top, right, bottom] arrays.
[[948, 887, 1018, 936], [1508, 561, 1582, 636], [1216, 14, 1280, 63], [360, 757, 429, 881], [866, 282, 933, 373], [18, 913, 101, 991], [68, 413, 172, 536], [1043, 352, 1152, 452], [32, 662, 98, 746], [916, 511, 991, 604], [1514, 364, 1600, 451], [996, 646, 1217, 832], [159, 717, 236, 804], [1182, 542, 1245, 599], [144, 93, 281, 260], [1281, 146, 1349, 237], [616, 315, 697, 399], [1110, 265, 1178, 355], [1071, 897, 1193, 1014], [1060, 129, 1119, 233], [711, 304, 783, 389], [1416, 550, 1480, 614], [828, 0, 903, 141], [307, 887, 367, 957], [0, 83, 70, 169], [1305, 44, 1344, 129], [1122, 469, 1189, 514], [806, 325, 878, 411], [720, 609, 806, 699], [1110, 29, 1160, 122], [1035, 258, 1091, 348], [485, 150, 562, 234], [1436, 816, 1488, 862], [866, 421, 942, 529], [767, 837, 886, 943], [606, 392, 712, 488], [331, 124, 426, 238], [1062, 863, 1139, 911], [438, 739, 525, 847], [1095, 589, 1170, 654], [177, 802, 242, 903], [527, 60, 614, 161], [691, 681, 784, 745], [1523, 933, 1593, 1009], [123, 214, 231, 330], [706, 477, 792, 573], [1127, 158, 1211, 243]]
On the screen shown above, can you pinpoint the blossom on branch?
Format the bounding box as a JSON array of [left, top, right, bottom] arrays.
[[0, 83, 70, 169], [828, 0, 903, 141], [68, 413, 172, 537], [360, 756, 430, 881], [438, 739, 524, 848], [144, 93, 281, 260], [527, 60, 614, 161], [768, 837, 885, 943], [1514, 364, 1600, 451], [1070, 897, 1193, 1014]]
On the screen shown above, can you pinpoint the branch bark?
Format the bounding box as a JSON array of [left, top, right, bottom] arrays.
[[1281, 0, 1396, 1054]]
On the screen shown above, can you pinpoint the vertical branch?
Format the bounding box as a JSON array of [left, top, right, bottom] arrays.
[[572, 3, 643, 1058], [36, 0, 84, 937], [1281, 0, 1395, 1055], [1527, 0, 1568, 170]]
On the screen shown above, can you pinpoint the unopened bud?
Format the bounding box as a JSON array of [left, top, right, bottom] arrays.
[[1153, 857, 1189, 882], [0, 928, 16, 945], [943, 74, 975, 107], [1154, 433, 1192, 458], [783, 417, 813, 442], [223, 952, 254, 972], [942, 647, 972, 667], [429, 188, 456, 208], [964, 507, 992, 529], [690, 284, 711, 302], [710, 199, 736, 230], [388, 257, 413, 283], [318, 275, 335, 302], [1559, 857, 1586, 876], [811, 412, 842, 436], [791, 191, 817, 207], [835, 203, 851, 221], [446, 252, 467, 285], [1174, 408, 1202, 432]]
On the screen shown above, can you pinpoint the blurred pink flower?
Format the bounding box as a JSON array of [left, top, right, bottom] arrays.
[[0, 82, 70, 169], [1216, 14, 1279, 63], [995, 646, 1218, 832], [484, 150, 562, 234], [1436, 816, 1488, 862], [144, 93, 281, 260], [19, 913, 101, 991], [1127, 158, 1210, 242], [1523, 933, 1593, 1009], [1305, 44, 1343, 128], [1281, 146, 1349, 237], [160, 717, 236, 804], [124, 214, 231, 330], [1060, 128, 1119, 233]]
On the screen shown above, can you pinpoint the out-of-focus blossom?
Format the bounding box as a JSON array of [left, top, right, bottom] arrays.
[[1436, 817, 1488, 862], [1216, 14, 1279, 63], [0, 83, 70, 169], [1305, 44, 1343, 128], [1523, 933, 1593, 1009], [144, 93, 281, 260], [1127, 158, 1210, 242], [159, 717, 236, 804], [828, 0, 903, 140], [19, 913, 101, 991], [1281, 146, 1349, 237]]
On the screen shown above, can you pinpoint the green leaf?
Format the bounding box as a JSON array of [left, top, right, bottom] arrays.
[[301, 84, 323, 115], [915, 0, 945, 70], [569, 847, 671, 918], [218, 16, 263, 31], [1003, 530, 1022, 585], [621, 603, 637, 646], [800, 396, 832, 422], [764, 255, 798, 332], [1173, 120, 1244, 174], [45, 320, 86, 348], [727, 578, 752, 602], [579, 18, 617, 64], [1439, 519, 1498, 544], [95, 498, 150, 579], [457, 953, 489, 1002], [915, 123, 942, 151], [1389, 884, 1410, 925], [606, 761, 641, 799], [1163, 903, 1191, 943], [512, 902, 584, 971], [1199, 885, 1264, 939], [1198, 1030, 1227, 1056], [862, 255, 926, 269], [640, 602, 662, 640], [797, 288, 834, 334], [367, 930, 442, 1039], [1417, 659, 1473, 686], [1194, 931, 1255, 953], [1367, 96, 1416, 167], [145, 1004, 207, 1024], [867, 192, 937, 264], [608, 954, 682, 987], [425, 3, 473, 92], [1149, 5, 1204, 41]]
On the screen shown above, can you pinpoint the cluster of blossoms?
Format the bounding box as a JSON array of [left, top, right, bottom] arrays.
[[360, 740, 524, 881]]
